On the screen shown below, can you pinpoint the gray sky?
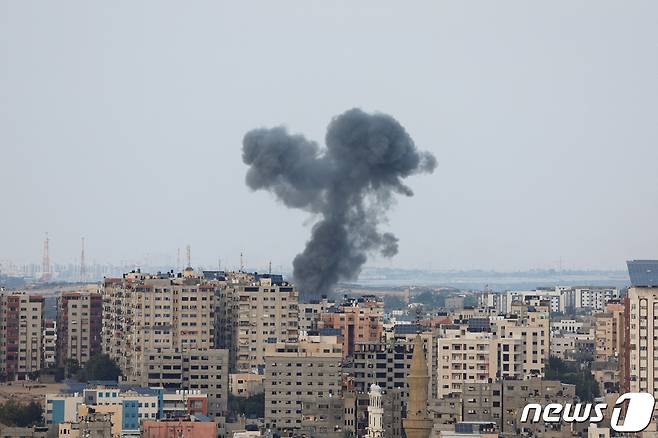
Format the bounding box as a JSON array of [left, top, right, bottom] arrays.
[[1, 1, 657, 272]]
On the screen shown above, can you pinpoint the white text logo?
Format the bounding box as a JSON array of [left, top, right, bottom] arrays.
[[520, 392, 655, 433]]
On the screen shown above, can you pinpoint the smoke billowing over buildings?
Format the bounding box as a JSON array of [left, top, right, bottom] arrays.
[[242, 108, 436, 297]]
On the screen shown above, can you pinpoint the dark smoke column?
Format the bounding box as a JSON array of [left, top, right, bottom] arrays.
[[242, 108, 436, 297]]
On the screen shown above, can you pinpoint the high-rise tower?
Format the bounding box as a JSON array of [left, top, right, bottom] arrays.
[[403, 335, 432, 438], [41, 232, 51, 282], [79, 237, 86, 282]]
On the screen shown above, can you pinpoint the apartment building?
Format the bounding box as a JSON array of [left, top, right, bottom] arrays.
[[595, 302, 625, 362], [298, 296, 335, 335], [574, 287, 621, 311], [321, 296, 383, 357], [264, 340, 343, 438], [101, 269, 228, 417], [346, 330, 436, 401], [0, 291, 44, 379], [504, 289, 564, 314], [551, 319, 584, 334], [550, 332, 595, 361], [233, 275, 300, 372], [43, 320, 57, 368], [436, 326, 524, 399], [491, 310, 549, 379], [139, 348, 228, 417], [56, 290, 103, 366], [229, 373, 264, 397], [47, 385, 211, 434], [142, 417, 217, 438], [459, 379, 576, 435], [627, 285, 658, 394]]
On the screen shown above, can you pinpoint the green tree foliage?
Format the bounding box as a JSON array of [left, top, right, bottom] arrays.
[[413, 290, 445, 309], [544, 356, 600, 402], [463, 295, 478, 307], [76, 354, 122, 382], [383, 295, 406, 311], [228, 393, 265, 418], [0, 401, 43, 427]]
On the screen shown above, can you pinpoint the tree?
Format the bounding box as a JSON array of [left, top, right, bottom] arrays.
[[76, 354, 122, 382], [544, 356, 600, 402], [0, 400, 43, 427], [66, 359, 81, 378], [228, 393, 265, 418], [383, 295, 406, 311]]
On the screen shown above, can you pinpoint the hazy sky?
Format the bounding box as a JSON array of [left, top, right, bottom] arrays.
[[2, 1, 657, 272]]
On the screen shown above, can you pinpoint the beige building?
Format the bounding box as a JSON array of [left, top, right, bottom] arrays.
[[595, 302, 625, 362], [43, 320, 57, 368], [58, 411, 113, 438], [0, 291, 45, 379], [437, 326, 524, 399], [101, 270, 228, 417], [550, 332, 595, 361], [321, 296, 384, 358], [491, 310, 549, 379], [229, 372, 264, 397], [57, 290, 103, 366], [263, 339, 343, 438], [430, 380, 576, 436], [298, 297, 335, 335], [627, 286, 658, 395], [233, 276, 300, 372]]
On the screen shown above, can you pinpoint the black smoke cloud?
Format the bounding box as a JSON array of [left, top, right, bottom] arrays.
[[242, 108, 437, 297]]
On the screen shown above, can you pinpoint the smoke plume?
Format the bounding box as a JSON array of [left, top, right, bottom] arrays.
[[242, 108, 436, 296]]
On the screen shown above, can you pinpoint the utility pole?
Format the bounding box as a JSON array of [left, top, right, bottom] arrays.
[[80, 237, 86, 282], [41, 232, 51, 282]]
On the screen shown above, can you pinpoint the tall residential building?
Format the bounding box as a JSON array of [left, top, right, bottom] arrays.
[[101, 269, 228, 417], [56, 290, 103, 366], [298, 296, 335, 335], [43, 320, 57, 368], [574, 287, 621, 311], [436, 326, 524, 399], [346, 330, 436, 402], [595, 302, 625, 362], [233, 275, 300, 372], [0, 291, 44, 379], [627, 286, 658, 395], [321, 296, 383, 357], [625, 260, 658, 395], [263, 339, 343, 438], [491, 310, 549, 379], [449, 379, 576, 435]]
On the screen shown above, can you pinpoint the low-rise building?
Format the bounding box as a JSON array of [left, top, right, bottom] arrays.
[[141, 416, 217, 438]]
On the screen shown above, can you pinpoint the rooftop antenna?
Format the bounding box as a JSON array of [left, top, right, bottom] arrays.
[[176, 248, 181, 271], [269, 260, 272, 274], [41, 232, 51, 282], [186, 244, 191, 268], [240, 252, 244, 272], [218, 257, 222, 271], [80, 237, 86, 283]]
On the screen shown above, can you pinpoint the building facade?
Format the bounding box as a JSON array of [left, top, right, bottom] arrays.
[[0, 291, 44, 379], [57, 290, 103, 366]]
